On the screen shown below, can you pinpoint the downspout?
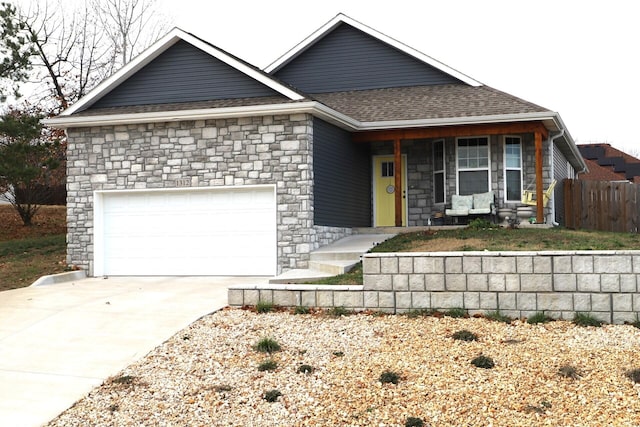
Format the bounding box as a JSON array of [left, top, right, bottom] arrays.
[[549, 129, 565, 225]]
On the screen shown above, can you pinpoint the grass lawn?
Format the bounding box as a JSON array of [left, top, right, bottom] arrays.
[[0, 205, 67, 291]]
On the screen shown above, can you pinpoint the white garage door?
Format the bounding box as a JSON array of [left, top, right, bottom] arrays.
[[95, 186, 276, 276]]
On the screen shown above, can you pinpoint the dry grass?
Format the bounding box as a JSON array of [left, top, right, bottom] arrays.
[[0, 205, 67, 291]]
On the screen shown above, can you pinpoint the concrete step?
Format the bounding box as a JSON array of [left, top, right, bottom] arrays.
[[308, 260, 359, 275], [268, 269, 333, 284], [310, 251, 363, 261]]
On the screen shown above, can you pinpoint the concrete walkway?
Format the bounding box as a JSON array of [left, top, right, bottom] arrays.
[[0, 276, 268, 427]]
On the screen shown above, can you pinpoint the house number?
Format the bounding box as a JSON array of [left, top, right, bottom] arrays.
[[175, 178, 191, 187]]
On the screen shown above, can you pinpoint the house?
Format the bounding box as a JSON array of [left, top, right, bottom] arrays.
[[578, 143, 640, 183], [45, 14, 586, 277]]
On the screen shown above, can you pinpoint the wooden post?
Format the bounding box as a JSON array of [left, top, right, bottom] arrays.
[[535, 131, 543, 223], [394, 138, 402, 226]]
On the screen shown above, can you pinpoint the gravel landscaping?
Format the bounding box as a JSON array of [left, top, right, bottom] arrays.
[[48, 308, 640, 426]]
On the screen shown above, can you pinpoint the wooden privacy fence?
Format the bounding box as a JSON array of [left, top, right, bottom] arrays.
[[564, 179, 640, 233]]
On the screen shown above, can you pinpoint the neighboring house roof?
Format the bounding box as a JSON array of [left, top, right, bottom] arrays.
[[579, 158, 627, 181], [578, 143, 640, 182]]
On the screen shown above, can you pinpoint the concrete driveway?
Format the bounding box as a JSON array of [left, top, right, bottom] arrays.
[[0, 276, 268, 427]]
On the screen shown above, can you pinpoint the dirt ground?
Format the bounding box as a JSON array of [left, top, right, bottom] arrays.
[[0, 204, 66, 241]]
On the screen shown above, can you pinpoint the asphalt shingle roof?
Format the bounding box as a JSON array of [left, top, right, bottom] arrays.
[[311, 84, 550, 122]]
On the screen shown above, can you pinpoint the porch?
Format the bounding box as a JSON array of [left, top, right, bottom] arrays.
[[354, 121, 550, 227]]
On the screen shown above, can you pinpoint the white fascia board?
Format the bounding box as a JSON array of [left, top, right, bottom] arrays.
[[265, 13, 482, 87], [61, 28, 304, 117], [44, 102, 359, 129], [357, 111, 564, 130]]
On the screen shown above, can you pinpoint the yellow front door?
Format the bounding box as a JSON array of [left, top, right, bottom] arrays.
[[374, 156, 406, 226]]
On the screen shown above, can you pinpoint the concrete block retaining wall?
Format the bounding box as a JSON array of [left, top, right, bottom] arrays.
[[228, 251, 640, 324]]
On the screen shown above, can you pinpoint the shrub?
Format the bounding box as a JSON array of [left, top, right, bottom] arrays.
[[406, 308, 435, 318], [298, 364, 314, 374], [332, 351, 344, 357], [484, 310, 512, 323], [256, 300, 274, 313], [254, 337, 281, 353], [451, 329, 478, 342], [405, 417, 424, 427], [110, 375, 135, 385], [572, 312, 603, 327], [328, 306, 351, 317], [467, 218, 495, 230], [263, 389, 282, 402], [471, 355, 495, 369], [558, 365, 580, 379], [626, 368, 640, 383], [257, 359, 278, 372], [631, 319, 640, 329], [379, 370, 401, 384], [293, 305, 310, 315], [527, 312, 552, 324], [445, 307, 466, 318]]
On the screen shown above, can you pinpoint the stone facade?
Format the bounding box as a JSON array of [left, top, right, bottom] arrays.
[[66, 113, 351, 275], [229, 251, 640, 324]]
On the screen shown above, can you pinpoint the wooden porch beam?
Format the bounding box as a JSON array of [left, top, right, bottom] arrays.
[[352, 121, 549, 143], [394, 138, 402, 227], [535, 131, 544, 223]]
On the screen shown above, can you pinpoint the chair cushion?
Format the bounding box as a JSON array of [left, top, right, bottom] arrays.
[[472, 191, 493, 210], [446, 194, 473, 216]]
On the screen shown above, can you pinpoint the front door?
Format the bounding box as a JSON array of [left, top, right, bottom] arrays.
[[374, 155, 407, 226]]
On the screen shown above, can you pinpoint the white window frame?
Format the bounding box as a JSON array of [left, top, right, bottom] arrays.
[[432, 139, 446, 204], [503, 136, 523, 202], [455, 136, 491, 195]]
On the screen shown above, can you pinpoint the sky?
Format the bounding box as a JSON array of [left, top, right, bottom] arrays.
[[157, 0, 639, 154]]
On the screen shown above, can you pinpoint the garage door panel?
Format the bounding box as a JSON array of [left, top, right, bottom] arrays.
[[99, 187, 276, 276]]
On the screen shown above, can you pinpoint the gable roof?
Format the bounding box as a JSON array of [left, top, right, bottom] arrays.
[[60, 28, 305, 116], [266, 13, 481, 87]]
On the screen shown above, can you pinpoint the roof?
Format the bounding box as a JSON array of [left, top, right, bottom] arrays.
[[311, 84, 547, 123], [578, 143, 640, 182], [43, 13, 586, 173], [579, 158, 627, 181]]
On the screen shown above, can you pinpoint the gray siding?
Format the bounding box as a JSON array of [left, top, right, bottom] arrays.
[[274, 24, 460, 93], [89, 41, 280, 109], [553, 142, 570, 225], [313, 118, 371, 227]]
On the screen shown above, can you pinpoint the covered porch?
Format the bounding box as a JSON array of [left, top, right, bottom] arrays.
[[353, 121, 550, 227]]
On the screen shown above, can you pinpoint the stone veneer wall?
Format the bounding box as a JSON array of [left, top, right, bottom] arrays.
[[66, 113, 349, 275], [228, 251, 640, 324]]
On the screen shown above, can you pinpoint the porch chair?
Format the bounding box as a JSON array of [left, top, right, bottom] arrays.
[[521, 180, 557, 207]]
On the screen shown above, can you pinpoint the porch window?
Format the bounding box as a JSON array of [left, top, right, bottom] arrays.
[[433, 139, 445, 204], [504, 136, 522, 201], [457, 137, 489, 195]]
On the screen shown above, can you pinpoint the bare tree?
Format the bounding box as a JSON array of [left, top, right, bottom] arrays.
[[90, 0, 169, 76], [4, 0, 170, 114]]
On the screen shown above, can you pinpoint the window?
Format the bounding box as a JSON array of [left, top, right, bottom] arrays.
[[504, 136, 522, 201], [381, 161, 394, 177], [433, 140, 445, 204], [457, 137, 489, 195]]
